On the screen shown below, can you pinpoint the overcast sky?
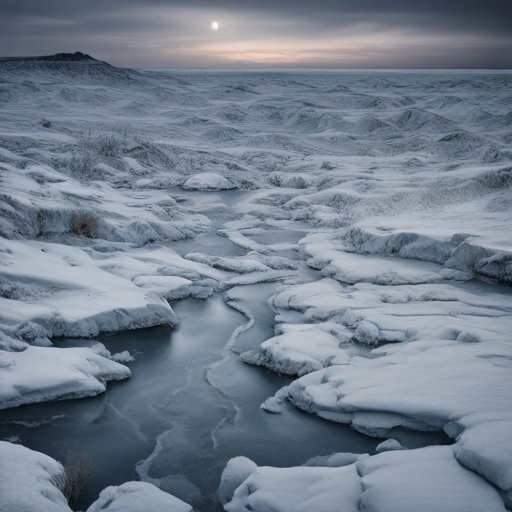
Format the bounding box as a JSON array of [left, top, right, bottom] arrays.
[[1, 0, 511, 68]]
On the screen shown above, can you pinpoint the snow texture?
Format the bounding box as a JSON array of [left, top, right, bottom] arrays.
[[0, 441, 71, 512], [0, 344, 130, 409], [86, 481, 193, 512], [218, 456, 258, 506], [182, 173, 237, 191], [220, 446, 506, 512], [1, 57, 512, 510]]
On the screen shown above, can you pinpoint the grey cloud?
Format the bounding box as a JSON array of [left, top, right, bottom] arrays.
[[0, 0, 510, 67]]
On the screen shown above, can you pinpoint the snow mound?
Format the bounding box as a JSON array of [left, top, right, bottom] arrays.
[[218, 456, 258, 506], [204, 126, 243, 142], [0, 441, 70, 512], [0, 345, 131, 409], [241, 323, 352, 376], [87, 481, 192, 512], [391, 109, 457, 132], [0, 239, 180, 341], [451, 413, 512, 495], [182, 173, 237, 191], [224, 464, 361, 512], [221, 446, 505, 512]]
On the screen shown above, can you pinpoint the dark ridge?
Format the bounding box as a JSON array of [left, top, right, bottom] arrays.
[[0, 52, 97, 63]]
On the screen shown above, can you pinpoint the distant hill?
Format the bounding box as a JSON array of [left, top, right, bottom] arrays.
[[0, 52, 98, 62], [0, 52, 146, 85]]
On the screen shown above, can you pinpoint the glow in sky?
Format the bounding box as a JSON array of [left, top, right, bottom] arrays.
[[0, 1, 510, 68]]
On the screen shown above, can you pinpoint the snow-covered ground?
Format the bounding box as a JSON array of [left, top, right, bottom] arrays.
[[0, 441, 193, 512], [0, 56, 511, 510]]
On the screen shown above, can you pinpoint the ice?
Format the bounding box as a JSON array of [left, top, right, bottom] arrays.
[[375, 439, 407, 452], [0, 441, 70, 512], [87, 482, 193, 512]]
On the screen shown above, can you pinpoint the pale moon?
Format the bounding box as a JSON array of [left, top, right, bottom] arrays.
[[212, 21, 219, 30]]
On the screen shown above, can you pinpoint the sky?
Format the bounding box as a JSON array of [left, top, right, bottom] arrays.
[[1, 0, 511, 68]]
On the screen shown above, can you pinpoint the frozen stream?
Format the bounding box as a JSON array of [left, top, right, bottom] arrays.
[[0, 284, 383, 511], [0, 190, 450, 511]]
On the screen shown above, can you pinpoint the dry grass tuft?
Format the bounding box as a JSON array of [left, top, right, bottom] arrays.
[[52, 445, 93, 510], [69, 211, 98, 238]]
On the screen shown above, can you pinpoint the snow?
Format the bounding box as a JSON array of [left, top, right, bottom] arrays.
[[224, 463, 362, 512], [0, 344, 130, 409], [220, 446, 506, 512], [241, 323, 351, 376], [0, 441, 192, 512], [218, 456, 258, 506], [0, 441, 71, 512], [357, 446, 506, 512], [182, 173, 237, 191], [87, 482, 193, 512], [451, 413, 512, 494], [1, 60, 512, 510]]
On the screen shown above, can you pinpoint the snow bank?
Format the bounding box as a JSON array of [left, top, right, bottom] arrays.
[[357, 446, 505, 512], [0, 238, 227, 343], [278, 340, 512, 435], [218, 456, 258, 505], [0, 345, 130, 409], [87, 481, 193, 512], [0, 441, 71, 512], [300, 233, 471, 285], [220, 446, 505, 512], [0, 239, 182, 342], [342, 227, 512, 284], [241, 323, 352, 376], [224, 463, 361, 512]]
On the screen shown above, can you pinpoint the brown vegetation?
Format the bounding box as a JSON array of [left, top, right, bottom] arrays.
[[52, 445, 93, 510], [69, 211, 98, 238]]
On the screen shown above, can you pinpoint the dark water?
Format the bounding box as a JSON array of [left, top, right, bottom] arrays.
[[0, 284, 384, 511], [0, 188, 452, 511]]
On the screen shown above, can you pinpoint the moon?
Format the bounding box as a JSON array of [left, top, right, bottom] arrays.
[[212, 21, 219, 30]]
